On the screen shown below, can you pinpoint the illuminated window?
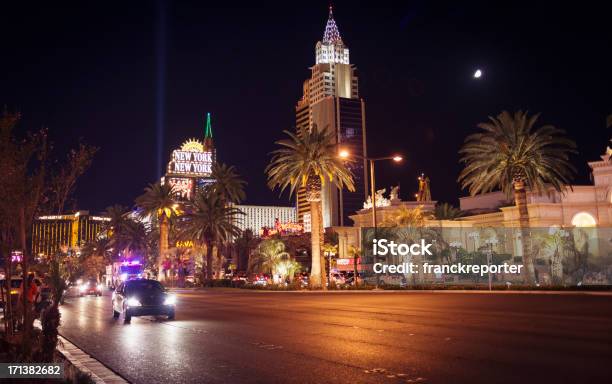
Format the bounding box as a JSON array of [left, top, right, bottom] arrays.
[[571, 212, 597, 227]]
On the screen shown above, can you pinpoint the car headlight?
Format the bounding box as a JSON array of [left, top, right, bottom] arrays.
[[164, 295, 176, 305], [79, 285, 86, 292], [120, 273, 128, 281], [97, 284, 104, 291], [126, 297, 141, 307]]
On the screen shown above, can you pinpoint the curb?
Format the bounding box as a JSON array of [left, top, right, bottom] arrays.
[[57, 335, 129, 384]]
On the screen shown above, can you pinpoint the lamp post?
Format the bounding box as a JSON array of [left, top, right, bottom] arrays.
[[484, 238, 498, 291], [339, 150, 402, 288], [338, 150, 403, 229]]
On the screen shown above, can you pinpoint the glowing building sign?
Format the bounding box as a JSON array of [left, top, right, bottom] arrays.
[[167, 139, 213, 178]]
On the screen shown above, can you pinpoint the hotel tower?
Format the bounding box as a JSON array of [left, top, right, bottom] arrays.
[[295, 6, 367, 228]]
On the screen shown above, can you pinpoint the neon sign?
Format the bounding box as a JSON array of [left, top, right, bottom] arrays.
[[166, 139, 213, 177]]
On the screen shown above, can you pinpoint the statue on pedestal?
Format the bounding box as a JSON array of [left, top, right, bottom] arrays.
[[416, 173, 431, 202]]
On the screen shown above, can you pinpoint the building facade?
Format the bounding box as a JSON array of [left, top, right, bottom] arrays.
[[32, 211, 110, 257], [295, 6, 368, 228], [234, 205, 297, 236]]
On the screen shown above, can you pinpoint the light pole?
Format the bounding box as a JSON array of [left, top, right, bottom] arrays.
[[338, 150, 403, 229], [339, 150, 402, 288], [484, 238, 498, 291]]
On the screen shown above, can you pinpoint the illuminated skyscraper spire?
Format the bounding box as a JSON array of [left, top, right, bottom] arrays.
[[316, 5, 349, 64], [204, 112, 212, 139], [322, 5, 342, 44]]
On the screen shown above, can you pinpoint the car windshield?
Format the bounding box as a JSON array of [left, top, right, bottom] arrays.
[[126, 280, 164, 294]]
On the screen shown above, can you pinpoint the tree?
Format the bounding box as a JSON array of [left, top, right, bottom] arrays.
[[347, 245, 360, 286], [178, 190, 242, 280], [209, 162, 247, 274], [79, 237, 112, 280], [248, 239, 291, 280], [135, 183, 179, 282], [234, 229, 259, 271], [434, 203, 464, 220], [49, 143, 98, 214], [0, 110, 48, 352], [0, 110, 95, 359], [210, 163, 247, 204], [266, 125, 355, 288], [458, 110, 576, 284], [383, 206, 431, 227]]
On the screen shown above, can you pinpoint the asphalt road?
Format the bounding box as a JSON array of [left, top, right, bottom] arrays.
[[58, 289, 612, 384]]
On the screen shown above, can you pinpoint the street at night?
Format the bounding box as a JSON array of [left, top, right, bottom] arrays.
[[58, 290, 612, 384], [2, 2, 612, 383]]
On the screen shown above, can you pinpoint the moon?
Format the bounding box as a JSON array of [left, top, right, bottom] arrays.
[[473, 69, 482, 78]]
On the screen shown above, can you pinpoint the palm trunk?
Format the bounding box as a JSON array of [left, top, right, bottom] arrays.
[[319, 212, 328, 290], [158, 215, 169, 282], [353, 253, 359, 286], [513, 181, 535, 285], [206, 240, 213, 281], [309, 201, 322, 288]]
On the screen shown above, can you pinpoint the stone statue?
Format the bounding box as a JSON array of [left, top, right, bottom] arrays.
[[390, 185, 400, 201], [416, 173, 431, 202], [363, 188, 391, 209]]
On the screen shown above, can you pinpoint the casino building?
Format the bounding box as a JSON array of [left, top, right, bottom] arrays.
[[32, 211, 110, 258], [295, 6, 368, 228]]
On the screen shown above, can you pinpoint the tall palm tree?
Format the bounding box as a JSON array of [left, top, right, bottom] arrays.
[[210, 163, 247, 204], [102, 204, 129, 259], [209, 162, 247, 274], [178, 190, 242, 280], [266, 125, 355, 288], [458, 110, 576, 284], [135, 182, 180, 282], [234, 229, 259, 271]]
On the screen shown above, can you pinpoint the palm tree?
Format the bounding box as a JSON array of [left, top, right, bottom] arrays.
[[434, 203, 464, 220], [458, 110, 576, 284], [178, 189, 242, 280], [210, 163, 247, 204], [248, 239, 291, 281], [347, 245, 360, 286], [102, 204, 129, 259], [234, 229, 259, 271], [135, 182, 180, 282], [266, 125, 355, 288], [383, 206, 431, 227]]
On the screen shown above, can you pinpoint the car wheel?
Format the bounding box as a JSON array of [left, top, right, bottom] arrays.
[[167, 310, 175, 320], [124, 309, 131, 323]]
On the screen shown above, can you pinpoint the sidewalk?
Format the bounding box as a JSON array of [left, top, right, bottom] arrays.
[[58, 335, 128, 384]]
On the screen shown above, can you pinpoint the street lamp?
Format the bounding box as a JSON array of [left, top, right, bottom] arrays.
[[324, 249, 335, 286], [338, 150, 403, 228], [484, 237, 498, 291]]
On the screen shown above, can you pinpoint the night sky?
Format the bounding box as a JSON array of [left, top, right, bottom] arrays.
[[2, 1, 610, 214]]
